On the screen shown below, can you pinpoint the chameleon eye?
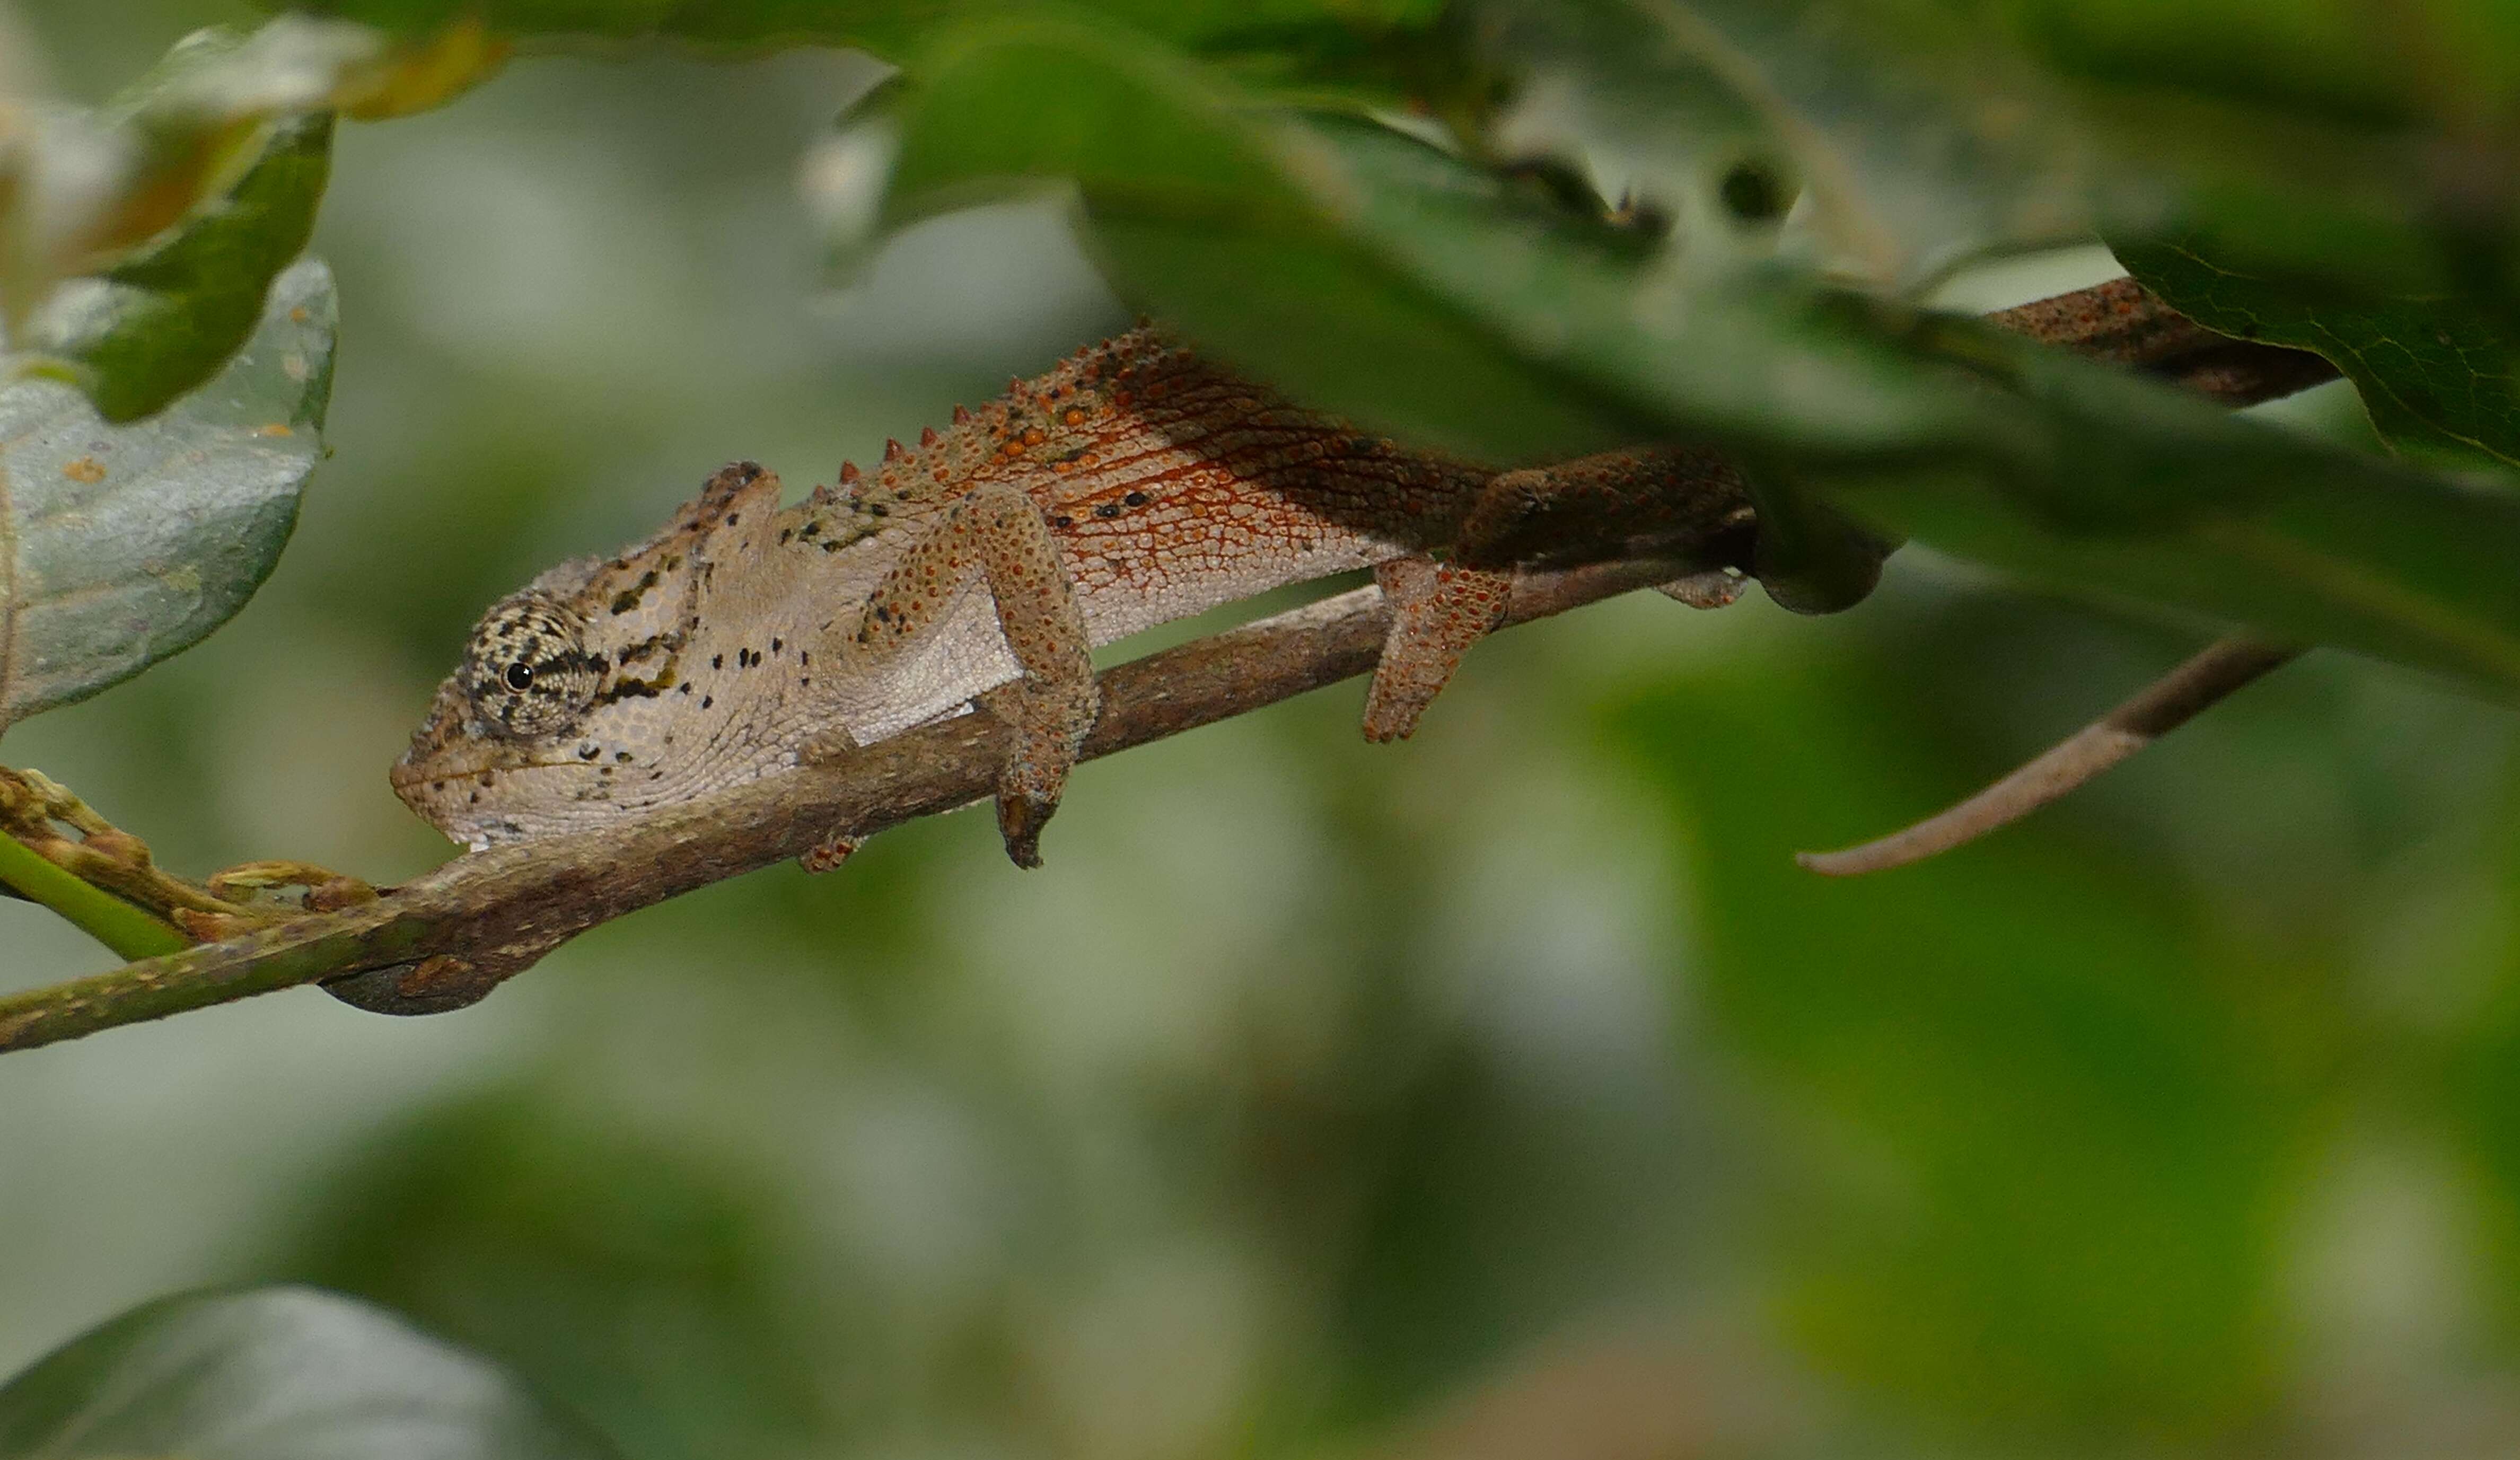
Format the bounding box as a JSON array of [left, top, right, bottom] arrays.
[[461, 594, 601, 740]]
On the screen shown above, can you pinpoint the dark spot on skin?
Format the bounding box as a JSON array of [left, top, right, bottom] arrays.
[[712, 655, 723, 670], [725, 513, 740, 526], [779, 529, 793, 544], [468, 791, 480, 804], [1123, 491, 1148, 506], [801, 678, 811, 688], [800, 522, 820, 539], [798, 650, 809, 666], [1093, 503, 1120, 518], [701, 696, 713, 709], [608, 568, 660, 615], [579, 745, 600, 760], [870, 503, 889, 517], [590, 676, 667, 707], [615, 751, 633, 763], [874, 606, 891, 623], [770, 638, 783, 654], [479, 771, 497, 788], [821, 541, 841, 553], [432, 781, 446, 791], [600, 766, 613, 777], [679, 683, 693, 695]]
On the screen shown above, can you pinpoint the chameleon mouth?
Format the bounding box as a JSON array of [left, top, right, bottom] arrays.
[[390, 750, 583, 790], [387, 735, 588, 811]]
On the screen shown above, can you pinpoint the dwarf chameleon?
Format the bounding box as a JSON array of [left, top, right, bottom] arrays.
[[394, 330, 1758, 867]]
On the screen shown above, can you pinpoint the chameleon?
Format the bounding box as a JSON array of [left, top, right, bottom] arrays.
[[392, 328, 1761, 868]]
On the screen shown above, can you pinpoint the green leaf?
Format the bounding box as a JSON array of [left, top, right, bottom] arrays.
[[0, 1286, 622, 1460], [862, 20, 2520, 682], [21, 113, 333, 423], [1824, 311, 2520, 686], [0, 257, 335, 731], [877, 21, 1666, 464], [2119, 236, 2520, 475], [859, 21, 2054, 464]]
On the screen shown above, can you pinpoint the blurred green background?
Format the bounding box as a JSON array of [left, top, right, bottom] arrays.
[[6, 5, 2518, 1458]]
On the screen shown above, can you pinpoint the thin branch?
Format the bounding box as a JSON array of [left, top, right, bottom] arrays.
[[0, 562, 1680, 1054], [1796, 637, 2301, 876]]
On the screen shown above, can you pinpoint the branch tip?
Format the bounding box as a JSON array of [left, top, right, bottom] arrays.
[[1796, 637, 2300, 877]]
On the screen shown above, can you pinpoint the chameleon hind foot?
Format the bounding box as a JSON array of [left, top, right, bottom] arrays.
[[1362, 555, 1513, 742]]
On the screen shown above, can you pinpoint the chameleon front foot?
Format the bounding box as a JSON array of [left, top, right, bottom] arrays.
[[981, 675, 1097, 868]]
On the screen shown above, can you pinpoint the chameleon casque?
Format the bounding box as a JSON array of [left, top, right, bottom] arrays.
[[393, 328, 1759, 867]]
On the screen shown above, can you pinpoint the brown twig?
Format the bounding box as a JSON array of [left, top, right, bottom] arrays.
[[1797, 637, 2302, 876]]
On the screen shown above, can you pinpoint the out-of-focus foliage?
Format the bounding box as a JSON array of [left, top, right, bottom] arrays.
[[4, 5, 2520, 1460], [19, 109, 331, 423], [284, 0, 1444, 67], [0, 1286, 621, 1459], [843, 13, 2520, 687], [0, 256, 332, 728], [1, 15, 499, 419]]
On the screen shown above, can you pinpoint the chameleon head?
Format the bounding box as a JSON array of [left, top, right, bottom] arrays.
[[391, 587, 626, 848], [393, 460, 793, 849]]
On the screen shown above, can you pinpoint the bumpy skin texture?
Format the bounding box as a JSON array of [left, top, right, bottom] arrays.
[[394, 330, 1754, 865]]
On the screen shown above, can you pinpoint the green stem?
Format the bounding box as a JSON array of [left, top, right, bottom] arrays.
[[0, 832, 188, 960]]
